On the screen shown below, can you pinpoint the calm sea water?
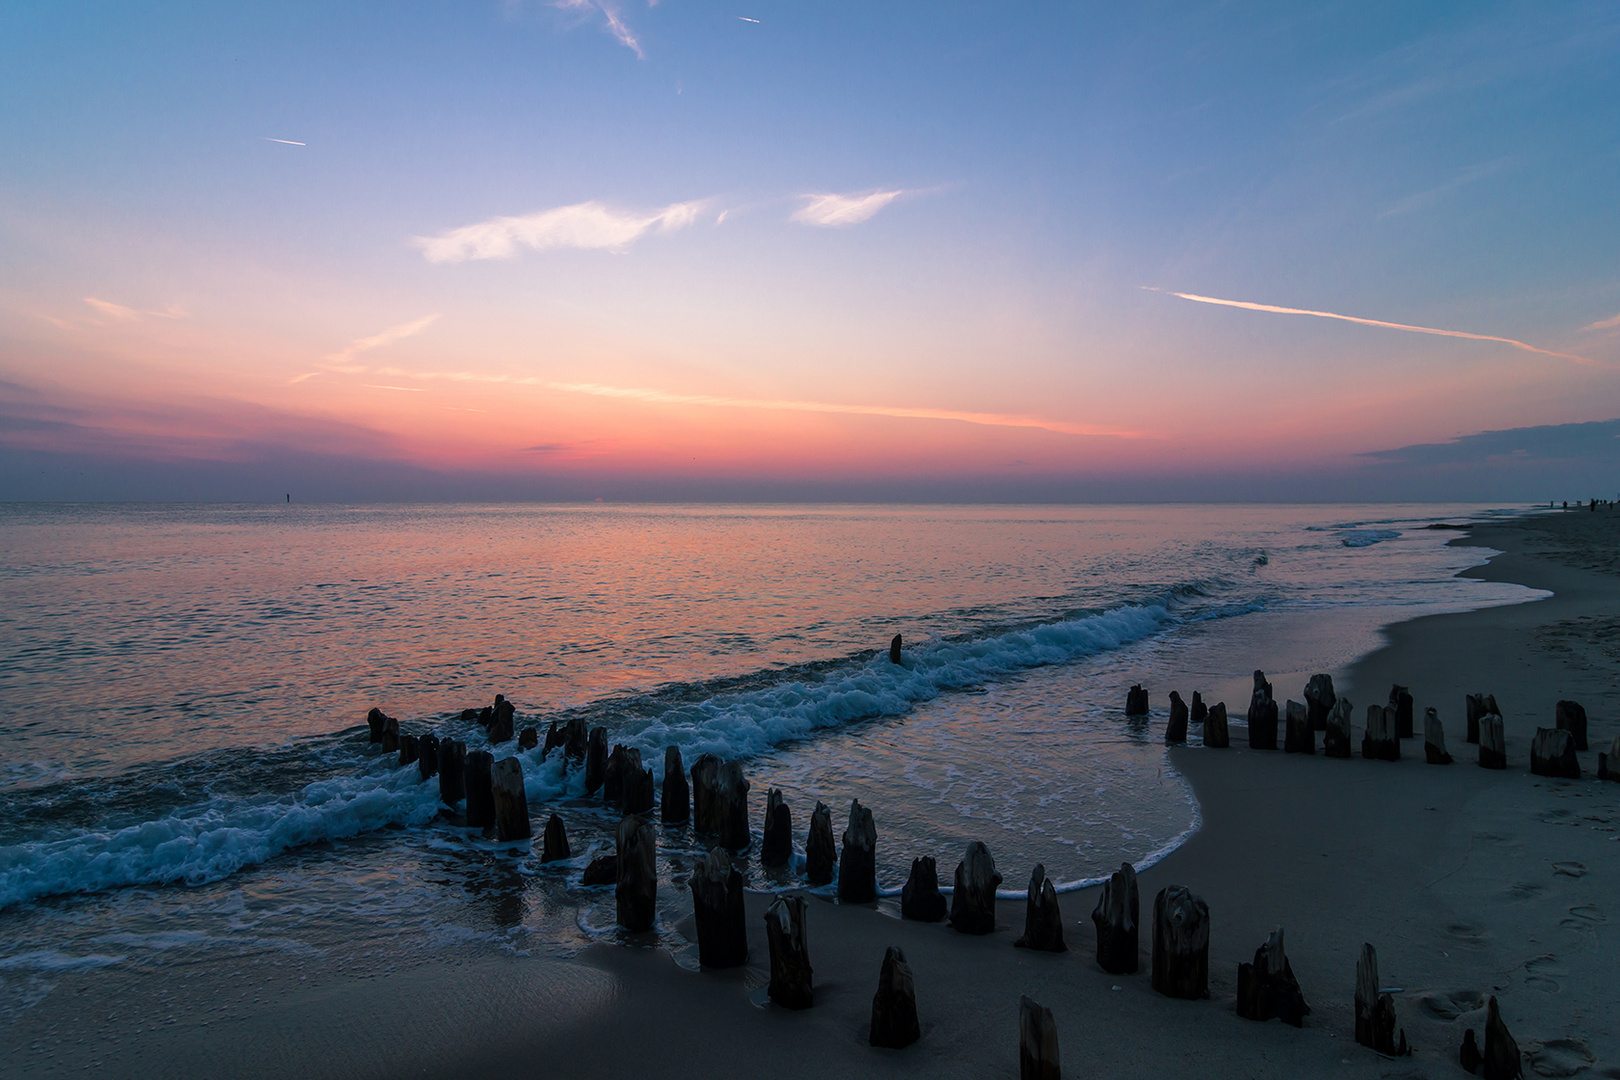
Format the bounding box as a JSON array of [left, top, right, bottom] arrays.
[[0, 503, 1541, 1013]]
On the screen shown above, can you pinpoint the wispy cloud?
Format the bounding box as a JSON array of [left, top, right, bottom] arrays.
[[555, 0, 643, 57], [294, 315, 442, 382], [84, 298, 139, 321], [1155, 289, 1593, 365], [1581, 312, 1620, 333], [260, 137, 306, 146], [415, 200, 704, 263], [792, 190, 905, 228], [364, 384, 428, 392]]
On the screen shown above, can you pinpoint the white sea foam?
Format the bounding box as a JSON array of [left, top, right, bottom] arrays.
[[1339, 528, 1403, 547]]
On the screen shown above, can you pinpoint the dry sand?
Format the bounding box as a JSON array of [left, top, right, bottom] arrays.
[[7, 509, 1618, 1079]]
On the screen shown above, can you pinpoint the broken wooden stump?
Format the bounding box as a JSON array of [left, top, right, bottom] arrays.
[[624, 766, 655, 815], [1018, 995, 1060, 1080], [1324, 697, 1354, 759], [765, 895, 812, 1009], [1479, 711, 1507, 769], [901, 856, 947, 922], [1284, 700, 1314, 754], [366, 707, 392, 743], [438, 739, 466, 805], [1424, 707, 1453, 764], [491, 756, 531, 842], [1235, 926, 1309, 1026], [1090, 861, 1139, 975], [489, 696, 515, 745], [1353, 943, 1408, 1056], [1362, 704, 1400, 761], [1247, 670, 1278, 750], [581, 854, 617, 886], [417, 732, 439, 781], [540, 720, 566, 760], [615, 814, 657, 932], [518, 726, 538, 751], [1125, 684, 1149, 716], [1482, 996, 1522, 1080], [889, 634, 903, 665], [1530, 727, 1580, 779], [464, 750, 495, 831], [1151, 885, 1209, 999], [1204, 702, 1229, 748], [806, 801, 837, 885], [950, 841, 1001, 935], [380, 714, 399, 753], [1555, 699, 1588, 751], [760, 788, 793, 867], [398, 733, 419, 768], [869, 945, 919, 1049], [1166, 691, 1189, 744], [1600, 735, 1620, 781], [1190, 691, 1207, 728], [690, 756, 750, 850], [689, 847, 748, 967], [1304, 674, 1336, 731], [564, 716, 588, 762], [604, 744, 641, 807], [1014, 863, 1065, 952], [584, 727, 608, 794], [1389, 684, 1414, 739], [1466, 693, 1486, 744], [661, 746, 690, 823], [1461, 1028, 1483, 1074], [839, 799, 878, 903], [541, 812, 570, 863]]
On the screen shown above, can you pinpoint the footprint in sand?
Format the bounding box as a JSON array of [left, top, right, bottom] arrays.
[[1560, 904, 1606, 933], [1528, 1038, 1595, 1078], [1417, 989, 1486, 1020], [1552, 861, 1587, 878], [1507, 880, 1548, 900], [1445, 922, 1489, 947], [1523, 954, 1566, 993]]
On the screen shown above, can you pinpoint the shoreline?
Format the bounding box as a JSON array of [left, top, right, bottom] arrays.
[[5, 509, 1617, 1079]]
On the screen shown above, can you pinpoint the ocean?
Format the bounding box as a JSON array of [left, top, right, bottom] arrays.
[[0, 502, 1543, 1020]]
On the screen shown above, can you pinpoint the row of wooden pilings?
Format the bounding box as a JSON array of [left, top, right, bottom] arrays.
[[1127, 671, 1614, 780]]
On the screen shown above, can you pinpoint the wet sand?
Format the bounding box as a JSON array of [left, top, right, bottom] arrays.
[[7, 509, 1618, 1079]]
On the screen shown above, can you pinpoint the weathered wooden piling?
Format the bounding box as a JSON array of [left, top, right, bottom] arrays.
[[438, 740, 466, 805], [398, 733, 419, 768], [1235, 926, 1309, 1026], [1479, 712, 1507, 769], [464, 750, 495, 831], [1204, 702, 1230, 748], [489, 696, 515, 745], [1284, 700, 1314, 754], [1530, 727, 1579, 779], [1353, 943, 1408, 1056], [604, 744, 638, 807], [1190, 691, 1208, 728], [1304, 674, 1336, 731], [1555, 699, 1588, 751], [417, 732, 439, 781], [564, 716, 588, 762], [1151, 885, 1209, 999], [1324, 697, 1354, 758], [1482, 996, 1522, 1079], [491, 756, 531, 842], [689, 847, 747, 967], [691, 756, 751, 849], [1018, 995, 1060, 1080], [889, 634, 903, 665], [806, 801, 837, 886], [541, 720, 566, 760], [1091, 861, 1139, 975], [624, 766, 655, 815], [366, 707, 392, 743], [901, 856, 947, 922], [1248, 671, 1279, 750], [1362, 704, 1400, 761], [661, 746, 690, 823], [581, 854, 617, 886], [381, 714, 399, 753], [1424, 707, 1454, 764], [1600, 734, 1620, 781], [541, 812, 570, 863], [1125, 684, 1149, 716], [1466, 693, 1486, 744], [615, 814, 657, 932], [761, 788, 793, 867], [839, 800, 878, 903], [1166, 691, 1189, 744], [1014, 864, 1065, 951], [517, 726, 538, 751], [1389, 684, 1414, 739], [584, 727, 608, 794], [1461, 1028, 1483, 1074], [950, 841, 1000, 934], [765, 895, 812, 1009], [869, 946, 919, 1049]]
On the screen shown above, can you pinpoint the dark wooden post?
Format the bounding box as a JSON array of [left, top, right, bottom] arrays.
[[901, 856, 946, 921], [806, 801, 837, 885], [765, 895, 812, 1009], [491, 756, 531, 842], [949, 841, 1001, 934], [1014, 863, 1066, 951], [689, 847, 748, 967], [1091, 862, 1139, 974], [661, 746, 690, 823], [761, 788, 792, 867], [1151, 885, 1209, 999], [1018, 995, 1060, 1080], [869, 946, 920, 1049], [839, 799, 877, 902]]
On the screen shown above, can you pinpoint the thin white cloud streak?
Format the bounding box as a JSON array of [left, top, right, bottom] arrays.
[[364, 384, 427, 392], [738, 16, 759, 22], [84, 297, 139, 321], [415, 200, 703, 263], [1582, 312, 1620, 332], [554, 0, 643, 57], [1160, 289, 1593, 365], [260, 137, 306, 146], [792, 190, 904, 227], [328, 314, 440, 364]]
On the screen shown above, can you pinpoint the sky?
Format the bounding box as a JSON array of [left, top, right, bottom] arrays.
[[2, 1, 1619, 501]]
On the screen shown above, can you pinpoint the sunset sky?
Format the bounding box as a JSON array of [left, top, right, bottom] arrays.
[[3, 2, 1619, 500]]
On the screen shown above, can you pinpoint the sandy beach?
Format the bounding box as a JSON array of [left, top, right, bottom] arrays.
[[8, 508, 1618, 1080]]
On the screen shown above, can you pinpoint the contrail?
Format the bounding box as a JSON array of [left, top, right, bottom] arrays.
[[1159, 289, 1592, 365], [261, 137, 306, 146]]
